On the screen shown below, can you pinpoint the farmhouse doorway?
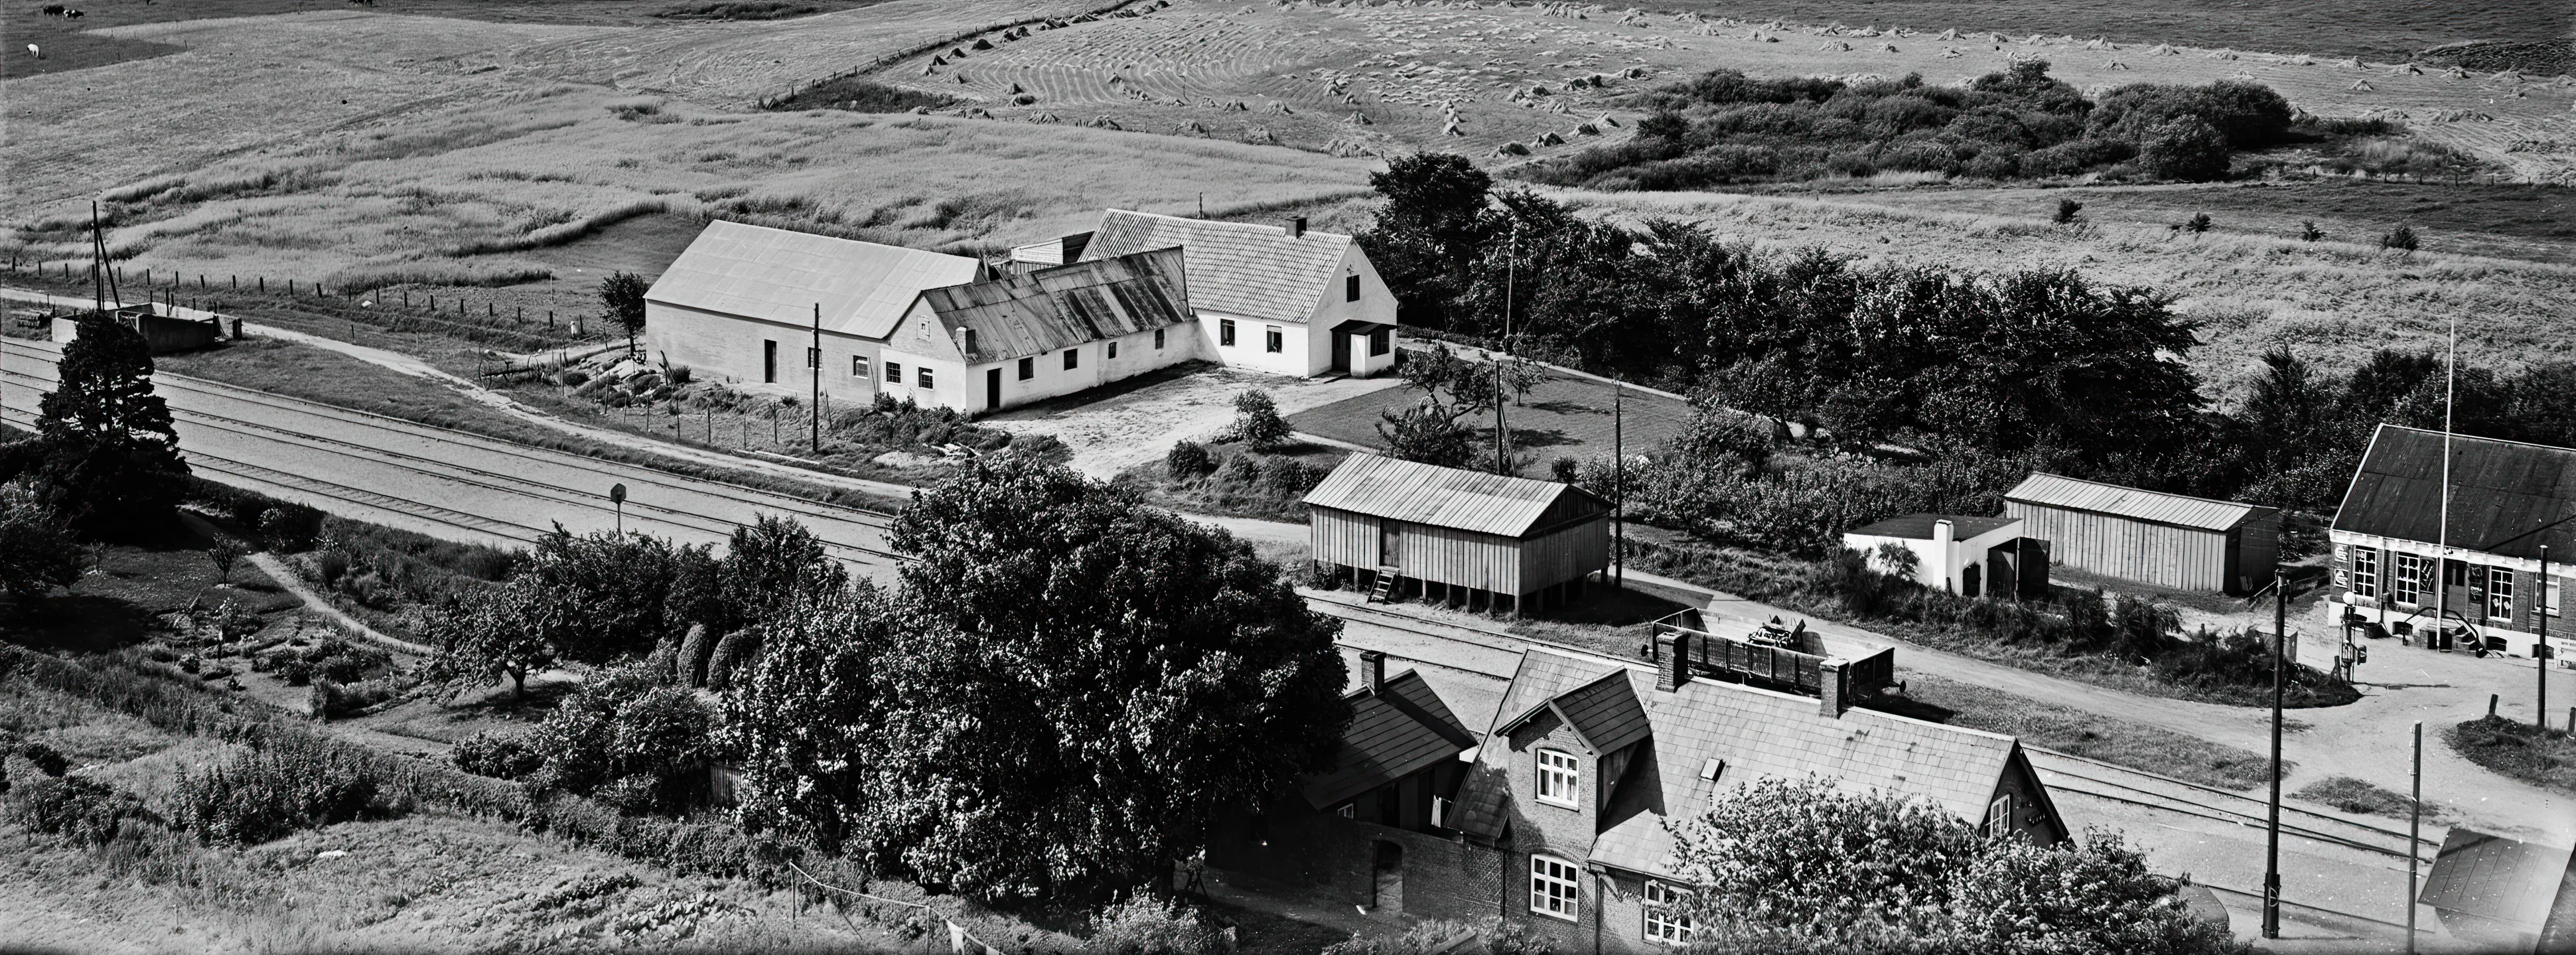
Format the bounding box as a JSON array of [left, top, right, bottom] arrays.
[[1372, 841, 1404, 917], [985, 368, 1002, 411]]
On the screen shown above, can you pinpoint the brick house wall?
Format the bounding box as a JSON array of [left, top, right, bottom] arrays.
[[1205, 800, 1502, 923]]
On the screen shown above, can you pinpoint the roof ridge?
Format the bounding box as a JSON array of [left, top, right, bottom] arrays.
[[2375, 422, 2576, 457]]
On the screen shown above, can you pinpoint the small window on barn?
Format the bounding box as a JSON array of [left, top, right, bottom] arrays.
[[885, 361, 902, 384], [1986, 793, 2013, 837], [1108, 340, 1119, 360], [1064, 348, 1080, 370], [1265, 326, 1283, 353], [1155, 328, 1166, 349], [1535, 749, 1579, 808], [917, 367, 934, 390], [1018, 356, 1034, 380], [1370, 329, 1391, 356], [851, 355, 869, 378], [1346, 274, 1361, 302], [1220, 319, 1236, 347]]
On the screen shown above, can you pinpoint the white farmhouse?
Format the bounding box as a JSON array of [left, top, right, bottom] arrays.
[[642, 220, 987, 402], [1063, 210, 1399, 379], [878, 248, 1200, 414]]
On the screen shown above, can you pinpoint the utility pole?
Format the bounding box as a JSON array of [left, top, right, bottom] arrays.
[[2407, 719, 2423, 954], [1497, 220, 1515, 475], [2263, 567, 2286, 940], [2542, 545, 2552, 727], [2437, 318, 2456, 650], [1613, 376, 1624, 589], [810, 303, 822, 455]]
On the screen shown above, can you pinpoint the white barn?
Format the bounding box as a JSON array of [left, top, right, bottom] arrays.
[[1065, 210, 1399, 379], [642, 220, 987, 402]]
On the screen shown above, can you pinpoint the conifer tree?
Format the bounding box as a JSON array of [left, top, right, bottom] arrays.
[[34, 317, 189, 538]]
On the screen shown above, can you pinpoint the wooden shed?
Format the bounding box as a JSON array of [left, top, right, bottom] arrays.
[[2003, 473, 2279, 594], [1304, 455, 1609, 615]]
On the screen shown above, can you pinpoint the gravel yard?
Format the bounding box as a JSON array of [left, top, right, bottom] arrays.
[[981, 362, 1403, 478]]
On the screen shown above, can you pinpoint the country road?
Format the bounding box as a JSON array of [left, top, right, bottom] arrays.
[[2, 336, 904, 573]]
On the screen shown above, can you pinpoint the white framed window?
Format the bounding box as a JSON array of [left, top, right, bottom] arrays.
[[1535, 749, 1579, 808], [885, 361, 902, 384], [1529, 855, 1579, 921], [2550, 577, 2563, 618], [1642, 881, 1695, 944], [1018, 356, 1034, 380], [2488, 567, 2515, 622], [2392, 553, 2426, 605], [1265, 326, 1283, 353], [1064, 348, 1080, 370], [2348, 546, 2377, 599], [917, 367, 934, 390], [1986, 793, 2013, 837], [851, 355, 869, 378], [1220, 319, 1236, 347]]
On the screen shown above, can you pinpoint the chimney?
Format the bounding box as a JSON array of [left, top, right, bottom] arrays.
[[1289, 216, 1307, 238], [1932, 518, 1955, 591], [1656, 630, 1692, 692], [1360, 649, 1387, 694], [1818, 657, 1849, 717]]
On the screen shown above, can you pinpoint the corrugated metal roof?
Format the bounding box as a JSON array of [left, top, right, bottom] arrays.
[[1300, 670, 1476, 810], [645, 220, 982, 339], [1077, 209, 1349, 325], [2417, 828, 2571, 930], [1304, 454, 1607, 539], [2334, 425, 2576, 559], [2004, 473, 2271, 532], [916, 248, 1192, 364]]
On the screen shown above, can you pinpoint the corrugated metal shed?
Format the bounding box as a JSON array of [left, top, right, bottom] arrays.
[[2004, 473, 2270, 532], [2334, 424, 2576, 559], [1304, 455, 1607, 539], [1078, 209, 1349, 325], [645, 220, 983, 338], [2418, 828, 2571, 934], [1300, 670, 1476, 810], [915, 248, 1192, 364]]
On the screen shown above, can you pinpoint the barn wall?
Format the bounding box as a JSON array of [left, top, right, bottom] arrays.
[[646, 301, 881, 402], [2237, 513, 2281, 589], [1398, 522, 1522, 593], [1311, 506, 1381, 570], [2004, 502, 2230, 591], [1518, 518, 1609, 594]]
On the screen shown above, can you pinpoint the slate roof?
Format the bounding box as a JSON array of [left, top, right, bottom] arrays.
[[1846, 514, 2023, 541], [646, 220, 983, 339], [1455, 648, 2034, 875], [914, 248, 1192, 364], [1304, 454, 1609, 539], [1076, 210, 1351, 325], [2418, 827, 2573, 930], [1497, 671, 1652, 757], [2335, 425, 2576, 559], [2005, 473, 2274, 533], [1301, 670, 1477, 810]]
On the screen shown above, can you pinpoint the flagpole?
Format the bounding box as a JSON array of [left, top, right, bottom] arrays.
[[2438, 319, 2455, 650]]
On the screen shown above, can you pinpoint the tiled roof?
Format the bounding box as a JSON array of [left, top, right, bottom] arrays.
[[1845, 514, 2022, 541], [1454, 649, 2029, 875], [1077, 209, 1350, 325], [916, 248, 1192, 364], [2334, 425, 2576, 559], [646, 220, 982, 339], [2418, 828, 2571, 930], [1496, 671, 1651, 757], [1305, 454, 1608, 539], [1301, 670, 1476, 810], [2004, 473, 2272, 533]]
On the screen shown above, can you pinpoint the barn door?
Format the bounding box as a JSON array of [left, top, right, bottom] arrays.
[[1332, 331, 1352, 374], [985, 368, 1003, 411], [1378, 519, 1400, 569], [762, 340, 778, 384]]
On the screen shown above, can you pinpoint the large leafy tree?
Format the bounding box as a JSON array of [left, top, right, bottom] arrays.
[[867, 457, 1349, 901], [1666, 776, 2245, 954], [720, 583, 898, 853], [0, 479, 84, 605], [718, 514, 849, 634], [512, 526, 722, 664], [600, 271, 649, 356], [1360, 152, 1496, 330], [33, 317, 190, 539]]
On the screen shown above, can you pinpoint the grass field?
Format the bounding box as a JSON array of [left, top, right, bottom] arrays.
[[1633, 0, 2573, 66], [2445, 715, 2576, 796], [1875, 673, 2277, 790], [1288, 366, 1694, 463], [2292, 775, 2444, 820]]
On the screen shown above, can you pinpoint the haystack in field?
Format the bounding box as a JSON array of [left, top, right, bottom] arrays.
[[1824, 40, 1849, 51], [1494, 141, 1530, 155], [1347, 111, 1372, 125], [1575, 122, 1599, 134], [1536, 130, 1565, 145], [1881, 42, 1899, 52], [2107, 60, 2128, 69], [2444, 65, 2472, 78], [1941, 47, 1961, 58], [2147, 44, 2177, 55], [1595, 112, 1620, 127], [2351, 80, 2373, 91], [1936, 28, 1958, 39], [2392, 62, 2423, 74], [971, 38, 994, 50], [2207, 49, 2238, 60]]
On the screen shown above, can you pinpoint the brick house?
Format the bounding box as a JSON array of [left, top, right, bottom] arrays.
[[1210, 638, 2064, 952], [2328, 424, 2576, 662]]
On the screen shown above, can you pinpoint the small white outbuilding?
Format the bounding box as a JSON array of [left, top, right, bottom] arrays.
[[1842, 513, 2048, 599]]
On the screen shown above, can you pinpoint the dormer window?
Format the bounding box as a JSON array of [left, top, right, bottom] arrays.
[[1535, 749, 1579, 808]]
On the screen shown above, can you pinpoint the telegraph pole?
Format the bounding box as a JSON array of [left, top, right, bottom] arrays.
[[810, 303, 822, 454], [2263, 567, 2286, 939], [1613, 376, 1624, 589], [2437, 318, 2456, 650], [2542, 545, 2552, 727], [1496, 220, 1516, 475], [2407, 719, 2423, 954]]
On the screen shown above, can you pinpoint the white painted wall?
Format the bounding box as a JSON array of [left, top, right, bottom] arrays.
[[1199, 310, 1313, 378], [646, 300, 884, 403], [1844, 518, 2025, 595], [881, 312, 1202, 415]]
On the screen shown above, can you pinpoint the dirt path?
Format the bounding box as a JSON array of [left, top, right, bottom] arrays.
[[981, 365, 1405, 478]]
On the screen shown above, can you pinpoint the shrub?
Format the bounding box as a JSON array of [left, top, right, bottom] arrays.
[[2299, 220, 2325, 242], [17, 741, 70, 777], [766, 76, 960, 113], [1087, 895, 1235, 955], [2183, 212, 2214, 234], [206, 536, 248, 581], [169, 734, 407, 845], [2382, 224, 2421, 252], [1261, 460, 1321, 498], [2053, 198, 2084, 224], [1218, 455, 1262, 486], [2137, 117, 2230, 181], [1166, 440, 1217, 479], [524, 660, 714, 814], [453, 731, 543, 780], [6, 775, 161, 847], [257, 503, 322, 552], [1224, 390, 1292, 451], [308, 676, 404, 719]]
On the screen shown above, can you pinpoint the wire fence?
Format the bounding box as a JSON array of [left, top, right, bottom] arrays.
[[4, 256, 596, 351]]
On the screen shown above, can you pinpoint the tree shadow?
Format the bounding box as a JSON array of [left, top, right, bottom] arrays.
[[1855, 688, 1955, 724], [1523, 399, 1606, 417]]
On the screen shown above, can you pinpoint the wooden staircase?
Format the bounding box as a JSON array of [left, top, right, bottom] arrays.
[[1368, 567, 1400, 604]]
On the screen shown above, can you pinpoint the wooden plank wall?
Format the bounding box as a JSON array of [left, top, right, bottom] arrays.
[[1311, 506, 1524, 593], [1518, 518, 1609, 594], [2004, 502, 2230, 591]]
